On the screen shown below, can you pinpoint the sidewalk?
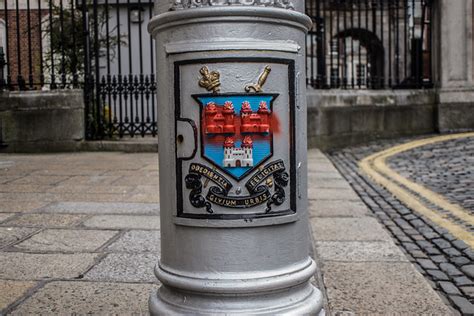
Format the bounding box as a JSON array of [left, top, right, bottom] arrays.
[[307, 149, 454, 314], [0, 150, 454, 314]]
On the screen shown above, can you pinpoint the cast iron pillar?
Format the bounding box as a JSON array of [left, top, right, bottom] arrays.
[[148, 1, 323, 314]]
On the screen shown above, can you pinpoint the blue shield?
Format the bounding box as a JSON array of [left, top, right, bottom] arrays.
[[193, 94, 278, 181]]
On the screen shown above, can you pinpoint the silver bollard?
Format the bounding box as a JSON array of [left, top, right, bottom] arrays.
[[148, 1, 324, 314]]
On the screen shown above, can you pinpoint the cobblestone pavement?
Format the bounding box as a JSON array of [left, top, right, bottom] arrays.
[[329, 134, 474, 315], [0, 153, 160, 314], [388, 137, 474, 213]]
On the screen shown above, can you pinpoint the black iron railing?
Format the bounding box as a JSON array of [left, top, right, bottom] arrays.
[[0, 0, 157, 139], [306, 0, 434, 89]]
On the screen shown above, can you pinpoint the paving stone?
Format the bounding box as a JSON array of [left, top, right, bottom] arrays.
[[322, 262, 453, 314], [10, 175, 69, 185], [426, 270, 450, 281], [84, 253, 158, 282], [0, 201, 49, 213], [307, 150, 327, 159], [460, 286, 474, 298], [415, 240, 432, 250], [403, 214, 417, 221], [14, 229, 119, 252], [83, 215, 160, 230], [464, 249, 474, 261], [395, 235, 412, 243], [106, 230, 161, 253], [10, 281, 155, 315], [40, 202, 160, 215], [0, 253, 98, 280], [0, 184, 49, 193], [0, 192, 56, 202], [401, 242, 420, 252], [433, 226, 449, 235], [3, 214, 86, 227], [425, 247, 442, 256], [410, 219, 425, 228], [431, 255, 449, 264], [306, 171, 342, 182], [410, 250, 428, 259], [438, 282, 462, 296], [396, 206, 412, 216], [308, 200, 369, 218], [411, 234, 425, 241], [0, 227, 38, 248], [421, 231, 440, 240], [449, 296, 474, 315], [0, 280, 36, 311], [394, 218, 412, 229], [316, 241, 407, 262], [452, 256, 471, 267], [311, 217, 391, 242], [452, 240, 469, 251], [308, 188, 360, 201], [461, 265, 474, 279], [403, 228, 420, 236], [443, 233, 457, 242], [416, 259, 438, 270], [309, 178, 353, 190], [439, 263, 463, 277], [433, 238, 451, 249], [454, 276, 474, 287], [444, 247, 462, 258], [0, 213, 15, 223]]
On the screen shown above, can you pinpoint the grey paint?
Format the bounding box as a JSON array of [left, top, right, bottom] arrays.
[[148, 1, 323, 314]]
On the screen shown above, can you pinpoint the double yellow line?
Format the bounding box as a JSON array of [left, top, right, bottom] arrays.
[[359, 133, 474, 248]]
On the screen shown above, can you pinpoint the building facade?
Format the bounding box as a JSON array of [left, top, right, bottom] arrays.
[[0, 0, 473, 151]]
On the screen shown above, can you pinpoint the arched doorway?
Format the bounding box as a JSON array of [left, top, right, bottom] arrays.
[[333, 28, 385, 89]]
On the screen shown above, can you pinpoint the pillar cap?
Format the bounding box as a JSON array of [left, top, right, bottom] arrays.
[[148, 5, 312, 34], [155, 0, 305, 14]]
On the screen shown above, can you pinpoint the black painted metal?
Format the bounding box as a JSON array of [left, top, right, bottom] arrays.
[[0, 0, 157, 139], [305, 0, 434, 89]]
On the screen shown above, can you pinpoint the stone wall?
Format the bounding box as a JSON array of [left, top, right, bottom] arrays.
[[437, 89, 474, 133], [307, 89, 437, 150], [0, 88, 471, 153], [0, 90, 85, 152]]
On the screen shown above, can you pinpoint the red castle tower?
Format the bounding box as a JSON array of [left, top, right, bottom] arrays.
[[222, 101, 236, 134], [240, 100, 271, 134], [204, 101, 236, 134], [241, 135, 253, 148], [257, 101, 270, 133]]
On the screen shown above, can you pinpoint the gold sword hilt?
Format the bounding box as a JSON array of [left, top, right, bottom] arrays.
[[245, 66, 272, 93]]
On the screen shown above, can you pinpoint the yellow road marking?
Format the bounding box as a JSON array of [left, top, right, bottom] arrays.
[[359, 133, 474, 248]]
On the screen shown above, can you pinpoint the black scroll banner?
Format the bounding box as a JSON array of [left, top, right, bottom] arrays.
[[188, 160, 287, 210], [189, 163, 233, 193], [245, 160, 286, 192], [206, 186, 271, 209]]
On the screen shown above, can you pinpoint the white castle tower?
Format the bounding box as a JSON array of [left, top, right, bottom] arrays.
[[223, 136, 253, 168]]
